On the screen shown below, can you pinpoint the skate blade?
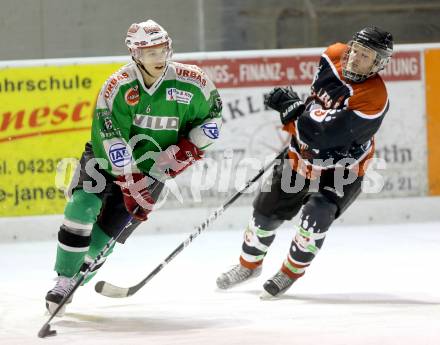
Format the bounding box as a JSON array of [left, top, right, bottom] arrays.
[[216, 269, 263, 290], [259, 290, 280, 300], [216, 276, 261, 290], [46, 301, 66, 317]]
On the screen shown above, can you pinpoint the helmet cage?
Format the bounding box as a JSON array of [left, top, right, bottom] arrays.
[[342, 41, 389, 82], [342, 27, 393, 83]]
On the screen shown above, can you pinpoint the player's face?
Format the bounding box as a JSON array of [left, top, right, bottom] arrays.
[[346, 42, 377, 75], [138, 43, 170, 78]]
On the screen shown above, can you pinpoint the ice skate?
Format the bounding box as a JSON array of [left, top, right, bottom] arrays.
[[260, 270, 298, 299], [45, 276, 77, 317], [216, 264, 262, 289]]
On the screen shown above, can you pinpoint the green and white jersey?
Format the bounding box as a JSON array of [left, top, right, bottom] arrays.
[[91, 61, 222, 177]]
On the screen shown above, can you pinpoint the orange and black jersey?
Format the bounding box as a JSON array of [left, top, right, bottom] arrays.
[[284, 43, 389, 177]]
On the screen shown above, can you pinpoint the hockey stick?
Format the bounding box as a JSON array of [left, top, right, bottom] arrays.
[[94, 147, 288, 298], [38, 215, 135, 338]]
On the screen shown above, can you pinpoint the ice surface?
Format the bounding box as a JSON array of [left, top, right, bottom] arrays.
[[1, 221, 439, 344]]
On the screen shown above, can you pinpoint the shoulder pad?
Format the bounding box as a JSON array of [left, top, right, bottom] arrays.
[[348, 75, 389, 118], [101, 64, 137, 102], [323, 43, 347, 63], [171, 62, 209, 87]]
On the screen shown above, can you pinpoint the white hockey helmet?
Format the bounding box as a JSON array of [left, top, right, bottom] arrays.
[[125, 20, 173, 62]]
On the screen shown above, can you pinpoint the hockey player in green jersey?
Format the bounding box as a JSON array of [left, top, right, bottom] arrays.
[[45, 19, 222, 316]]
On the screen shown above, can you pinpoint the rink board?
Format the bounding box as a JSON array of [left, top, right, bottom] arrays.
[[0, 44, 439, 217]]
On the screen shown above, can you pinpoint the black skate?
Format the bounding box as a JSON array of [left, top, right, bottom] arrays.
[[45, 276, 77, 317], [216, 264, 262, 289], [261, 270, 298, 298]]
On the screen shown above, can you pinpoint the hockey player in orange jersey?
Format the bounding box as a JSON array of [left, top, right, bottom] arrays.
[[217, 26, 393, 297]]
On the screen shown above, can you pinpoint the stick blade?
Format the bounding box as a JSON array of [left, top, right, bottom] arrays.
[[95, 280, 129, 298], [38, 323, 57, 338]]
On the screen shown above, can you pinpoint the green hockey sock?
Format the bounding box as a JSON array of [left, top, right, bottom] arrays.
[[54, 246, 87, 278], [54, 189, 102, 277], [81, 224, 116, 285]]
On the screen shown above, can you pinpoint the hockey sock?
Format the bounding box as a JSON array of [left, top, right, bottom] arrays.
[[282, 194, 337, 278], [80, 223, 115, 285], [240, 210, 283, 269], [54, 190, 102, 277]]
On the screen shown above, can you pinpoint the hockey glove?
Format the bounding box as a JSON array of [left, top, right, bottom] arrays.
[[116, 173, 155, 221], [265, 87, 305, 125], [156, 137, 204, 178]]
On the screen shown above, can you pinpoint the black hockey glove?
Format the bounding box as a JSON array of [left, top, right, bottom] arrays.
[[264, 87, 305, 125]]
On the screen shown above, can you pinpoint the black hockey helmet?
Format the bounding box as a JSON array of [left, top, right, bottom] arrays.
[[354, 26, 393, 57], [342, 26, 393, 82]]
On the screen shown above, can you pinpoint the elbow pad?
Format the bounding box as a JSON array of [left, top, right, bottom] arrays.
[[188, 117, 222, 150]]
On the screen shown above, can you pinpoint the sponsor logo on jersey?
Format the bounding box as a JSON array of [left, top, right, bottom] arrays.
[[208, 95, 223, 117], [96, 109, 111, 118], [108, 143, 131, 167], [133, 114, 179, 131], [104, 118, 113, 130], [100, 129, 121, 139], [104, 73, 129, 99], [125, 86, 140, 106], [214, 96, 222, 112], [166, 88, 176, 101], [310, 108, 334, 122], [311, 87, 345, 109], [166, 88, 194, 104], [201, 122, 219, 139], [176, 67, 207, 87]]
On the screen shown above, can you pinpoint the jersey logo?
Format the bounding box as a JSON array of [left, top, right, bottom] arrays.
[[104, 118, 113, 130], [175, 67, 207, 87], [125, 86, 139, 106], [201, 122, 219, 139], [209, 95, 223, 117], [104, 73, 129, 99], [166, 88, 193, 105], [310, 109, 335, 123], [108, 143, 131, 167], [312, 89, 345, 109], [133, 114, 179, 131]]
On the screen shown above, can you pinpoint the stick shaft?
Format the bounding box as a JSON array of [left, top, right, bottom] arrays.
[[97, 148, 287, 297]]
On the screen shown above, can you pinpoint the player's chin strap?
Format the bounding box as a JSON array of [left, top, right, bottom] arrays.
[[94, 147, 289, 299]]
